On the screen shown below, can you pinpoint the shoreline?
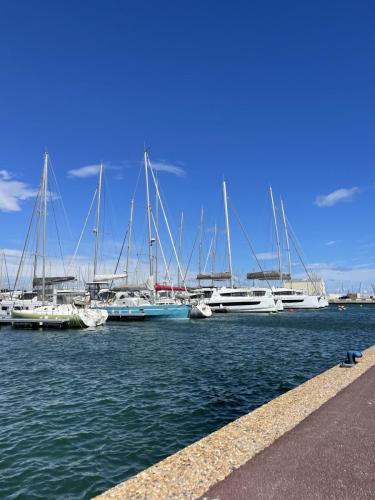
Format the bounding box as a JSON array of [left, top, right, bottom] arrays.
[[95, 344, 375, 499]]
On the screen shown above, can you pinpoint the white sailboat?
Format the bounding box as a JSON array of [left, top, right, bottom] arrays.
[[12, 152, 108, 327]]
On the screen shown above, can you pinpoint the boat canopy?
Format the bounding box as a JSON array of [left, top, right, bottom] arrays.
[[93, 273, 127, 282], [196, 272, 231, 281], [246, 271, 291, 280], [33, 276, 76, 287], [155, 283, 190, 292]]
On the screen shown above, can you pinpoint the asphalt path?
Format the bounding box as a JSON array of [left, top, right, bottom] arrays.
[[202, 365, 375, 499]]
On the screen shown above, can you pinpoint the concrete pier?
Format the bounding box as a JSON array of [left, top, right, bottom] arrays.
[[95, 345, 375, 499]]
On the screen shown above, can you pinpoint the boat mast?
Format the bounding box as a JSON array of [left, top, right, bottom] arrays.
[[33, 177, 43, 282], [198, 207, 204, 275], [93, 163, 103, 279], [198, 207, 204, 286], [125, 198, 134, 284], [178, 211, 184, 286], [223, 180, 233, 288], [269, 186, 282, 283], [155, 172, 159, 284], [144, 149, 153, 278], [42, 151, 48, 304], [211, 222, 217, 287], [280, 198, 292, 285]]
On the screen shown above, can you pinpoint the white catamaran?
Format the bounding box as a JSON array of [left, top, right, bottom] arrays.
[[202, 181, 281, 313]]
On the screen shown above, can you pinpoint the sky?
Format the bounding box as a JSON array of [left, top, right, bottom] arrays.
[[0, 0, 374, 292]]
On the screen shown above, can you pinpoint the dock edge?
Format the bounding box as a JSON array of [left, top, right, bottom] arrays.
[[95, 345, 375, 499]]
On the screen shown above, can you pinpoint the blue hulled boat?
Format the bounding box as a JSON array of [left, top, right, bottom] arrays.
[[103, 303, 191, 320]]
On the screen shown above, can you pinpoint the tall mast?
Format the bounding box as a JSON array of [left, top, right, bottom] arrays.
[[125, 198, 134, 284], [154, 172, 159, 284], [41, 151, 48, 304], [280, 198, 292, 283], [93, 162, 103, 279], [33, 178, 43, 282], [144, 149, 153, 277], [198, 207, 204, 275], [269, 186, 282, 282], [178, 211, 184, 286], [211, 223, 217, 287], [223, 180, 233, 287]]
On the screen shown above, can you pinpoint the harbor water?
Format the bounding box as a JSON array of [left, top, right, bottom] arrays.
[[1, 306, 374, 499]]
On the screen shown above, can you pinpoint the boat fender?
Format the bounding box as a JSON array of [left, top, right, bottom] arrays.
[[340, 350, 363, 368]]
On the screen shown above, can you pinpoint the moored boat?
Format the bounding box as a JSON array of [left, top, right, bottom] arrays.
[[12, 304, 108, 327]]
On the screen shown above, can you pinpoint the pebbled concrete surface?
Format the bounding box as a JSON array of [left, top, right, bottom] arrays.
[[203, 365, 375, 500], [95, 346, 375, 500]]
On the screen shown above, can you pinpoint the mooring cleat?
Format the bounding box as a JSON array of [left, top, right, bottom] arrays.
[[340, 350, 363, 367]]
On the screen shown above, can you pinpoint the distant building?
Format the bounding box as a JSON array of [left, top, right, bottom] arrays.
[[283, 278, 326, 296]]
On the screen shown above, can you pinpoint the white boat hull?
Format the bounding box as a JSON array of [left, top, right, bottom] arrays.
[[12, 305, 108, 328], [190, 302, 212, 318]]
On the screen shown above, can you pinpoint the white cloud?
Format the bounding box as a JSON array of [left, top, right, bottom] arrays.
[[315, 187, 359, 207], [151, 161, 186, 177], [325, 240, 336, 246], [67, 164, 101, 178], [0, 172, 38, 212], [0, 170, 12, 180]]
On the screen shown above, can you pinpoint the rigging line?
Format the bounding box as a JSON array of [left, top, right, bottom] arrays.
[[132, 160, 143, 201], [105, 227, 129, 302], [183, 227, 199, 283], [50, 188, 67, 277], [151, 211, 172, 284], [286, 219, 320, 295], [104, 173, 120, 244], [229, 201, 273, 290], [48, 155, 74, 240], [68, 188, 98, 273], [12, 186, 41, 296], [147, 156, 187, 291], [203, 230, 215, 273], [3, 252, 11, 291]]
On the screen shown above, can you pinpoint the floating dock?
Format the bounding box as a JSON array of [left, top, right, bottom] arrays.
[[0, 317, 71, 329], [95, 345, 375, 499]]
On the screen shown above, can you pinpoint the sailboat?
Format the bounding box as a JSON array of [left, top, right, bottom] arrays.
[[203, 181, 281, 313], [261, 188, 329, 309], [11, 152, 108, 327], [93, 150, 191, 319]]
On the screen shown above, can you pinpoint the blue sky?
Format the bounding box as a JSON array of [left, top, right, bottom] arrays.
[[0, 0, 374, 292]]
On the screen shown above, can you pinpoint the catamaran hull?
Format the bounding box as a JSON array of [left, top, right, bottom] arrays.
[[281, 296, 329, 309], [98, 303, 191, 319], [208, 300, 280, 314]]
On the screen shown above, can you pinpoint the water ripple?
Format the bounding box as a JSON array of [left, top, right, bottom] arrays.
[[0, 306, 374, 499]]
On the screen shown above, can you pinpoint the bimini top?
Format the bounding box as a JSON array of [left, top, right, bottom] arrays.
[[246, 271, 291, 281], [196, 272, 231, 281], [33, 276, 75, 287]]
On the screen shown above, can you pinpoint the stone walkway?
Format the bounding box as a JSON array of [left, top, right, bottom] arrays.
[[202, 365, 375, 499]]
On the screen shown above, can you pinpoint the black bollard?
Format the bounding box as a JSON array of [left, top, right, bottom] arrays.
[[340, 350, 363, 368]]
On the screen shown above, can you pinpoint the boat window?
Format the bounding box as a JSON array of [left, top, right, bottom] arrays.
[[252, 291, 266, 296], [220, 292, 247, 297], [1, 306, 7, 311]]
